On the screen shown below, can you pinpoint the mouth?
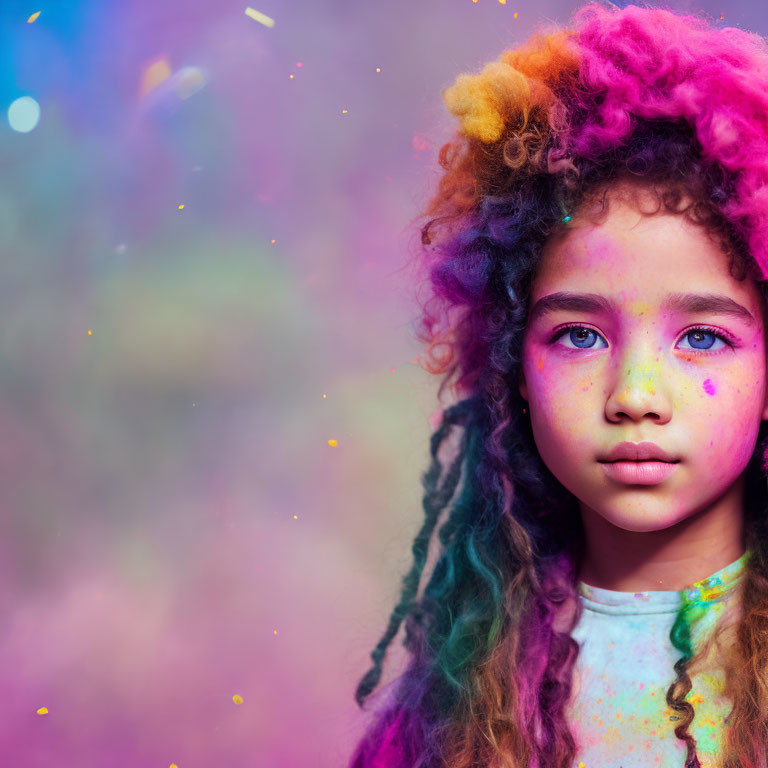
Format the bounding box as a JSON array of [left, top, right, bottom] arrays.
[[598, 459, 680, 485], [598, 459, 681, 464]]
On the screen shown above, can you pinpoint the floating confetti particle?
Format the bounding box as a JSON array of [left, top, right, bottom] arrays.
[[322, 393, 327, 398], [328, 439, 338, 447], [139, 56, 172, 99], [232, 694, 244, 705], [273, 629, 278, 635], [296, 62, 303, 68], [27, 11, 41, 23], [36, 707, 48, 715], [174, 66, 206, 100], [169, 764, 179, 768], [289, 74, 294, 79], [270, 239, 276, 244], [178, 204, 185, 210], [293, 514, 298, 519], [88, 329, 92, 335], [341, 109, 348, 114], [376, 67, 381, 73], [244, 7, 275, 27], [514, 11, 518, 18], [8, 96, 40, 133]]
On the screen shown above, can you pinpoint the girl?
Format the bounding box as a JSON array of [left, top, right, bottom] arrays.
[[346, 3, 768, 767]]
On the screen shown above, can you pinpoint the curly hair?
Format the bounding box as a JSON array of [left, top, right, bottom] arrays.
[[346, 3, 768, 767]]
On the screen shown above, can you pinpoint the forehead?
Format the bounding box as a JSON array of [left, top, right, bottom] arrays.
[[532, 185, 759, 313]]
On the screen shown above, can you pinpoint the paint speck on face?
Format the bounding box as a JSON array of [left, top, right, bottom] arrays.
[[703, 378, 716, 396]]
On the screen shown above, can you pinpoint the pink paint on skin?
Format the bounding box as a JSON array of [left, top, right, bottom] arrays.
[[703, 378, 716, 396]]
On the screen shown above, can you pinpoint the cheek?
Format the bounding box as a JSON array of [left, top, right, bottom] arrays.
[[692, 375, 764, 469], [523, 348, 595, 410], [660, 353, 766, 483], [523, 352, 595, 451]]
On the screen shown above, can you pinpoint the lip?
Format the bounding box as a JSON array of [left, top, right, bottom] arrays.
[[600, 441, 678, 463], [599, 460, 679, 485]]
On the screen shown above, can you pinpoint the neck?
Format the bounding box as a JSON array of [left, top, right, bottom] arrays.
[[576, 474, 747, 592]]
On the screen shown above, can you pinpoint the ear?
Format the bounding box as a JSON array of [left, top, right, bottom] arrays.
[[518, 368, 528, 403], [761, 335, 768, 418], [763, 381, 768, 422]]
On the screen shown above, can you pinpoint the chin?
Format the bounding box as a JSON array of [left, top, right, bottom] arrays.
[[598, 508, 688, 533]]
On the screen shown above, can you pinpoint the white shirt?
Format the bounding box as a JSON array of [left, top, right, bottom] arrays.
[[567, 551, 748, 768]]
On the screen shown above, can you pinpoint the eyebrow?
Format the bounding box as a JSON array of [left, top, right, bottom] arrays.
[[528, 291, 758, 327]]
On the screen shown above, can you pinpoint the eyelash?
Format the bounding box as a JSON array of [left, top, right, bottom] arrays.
[[549, 323, 738, 354]]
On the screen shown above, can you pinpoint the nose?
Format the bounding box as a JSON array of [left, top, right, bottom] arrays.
[[604, 338, 674, 424]]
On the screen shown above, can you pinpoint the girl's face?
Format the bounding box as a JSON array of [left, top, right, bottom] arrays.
[[519, 182, 768, 534]]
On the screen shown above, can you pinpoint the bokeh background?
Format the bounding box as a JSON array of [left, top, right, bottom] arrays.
[[1, 0, 764, 766]]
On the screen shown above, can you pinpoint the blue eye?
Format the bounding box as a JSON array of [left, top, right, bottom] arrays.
[[678, 328, 730, 351], [553, 326, 607, 350], [550, 325, 735, 352]]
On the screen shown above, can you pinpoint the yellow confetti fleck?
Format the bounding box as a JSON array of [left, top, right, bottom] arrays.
[[514, 11, 518, 18], [289, 74, 294, 79], [36, 707, 48, 715], [341, 109, 348, 114], [178, 204, 184, 209], [232, 694, 244, 705], [328, 439, 338, 447], [139, 56, 172, 99], [273, 629, 278, 635], [244, 7, 275, 27], [87, 329, 92, 335], [376, 67, 381, 73], [27, 11, 41, 23], [170, 764, 179, 768], [499, 0, 506, 4], [270, 239, 276, 244]]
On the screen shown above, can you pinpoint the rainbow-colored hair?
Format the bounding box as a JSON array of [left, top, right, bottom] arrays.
[[347, 3, 768, 767]]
